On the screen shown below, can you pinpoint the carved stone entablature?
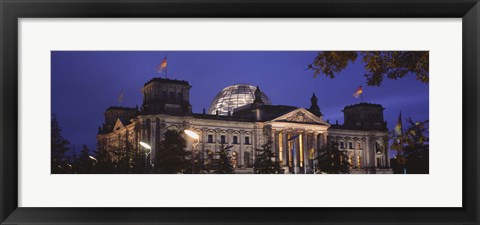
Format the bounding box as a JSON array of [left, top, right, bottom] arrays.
[[281, 111, 318, 124], [328, 136, 342, 141]]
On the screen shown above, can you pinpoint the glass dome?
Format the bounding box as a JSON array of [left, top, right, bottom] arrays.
[[207, 84, 271, 115]]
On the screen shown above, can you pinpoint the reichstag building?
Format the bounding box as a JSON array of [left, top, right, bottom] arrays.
[[97, 77, 392, 174]]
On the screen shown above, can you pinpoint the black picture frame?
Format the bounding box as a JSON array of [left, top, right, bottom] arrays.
[[1, 0, 479, 224]]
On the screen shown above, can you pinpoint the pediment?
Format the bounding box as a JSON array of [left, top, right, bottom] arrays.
[[113, 118, 126, 131], [272, 108, 330, 126]]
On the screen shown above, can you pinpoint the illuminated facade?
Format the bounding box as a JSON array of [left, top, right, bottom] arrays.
[[97, 77, 392, 174]]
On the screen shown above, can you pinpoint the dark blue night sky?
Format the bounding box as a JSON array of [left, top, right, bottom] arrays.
[[51, 51, 429, 156]]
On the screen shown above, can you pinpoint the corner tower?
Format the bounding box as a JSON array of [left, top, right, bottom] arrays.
[[342, 103, 387, 131], [141, 78, 192, 115]]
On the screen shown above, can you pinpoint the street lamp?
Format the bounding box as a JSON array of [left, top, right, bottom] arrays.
[[88, 156, 97, 173], [184, 129, 200, 174], [140, 141, 152, 173], [89, 155, 98, 166]]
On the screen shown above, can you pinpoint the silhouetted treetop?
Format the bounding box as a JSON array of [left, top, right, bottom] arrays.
[[308, 51, 429, 86]]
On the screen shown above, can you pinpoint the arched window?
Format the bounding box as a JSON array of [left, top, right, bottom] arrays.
[[244, 136, 250, 145], [220, 135, 226, 144]]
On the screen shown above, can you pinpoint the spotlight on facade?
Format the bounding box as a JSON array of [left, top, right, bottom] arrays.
[[139, 141, 152, 150], [184, 130, 200, 140]]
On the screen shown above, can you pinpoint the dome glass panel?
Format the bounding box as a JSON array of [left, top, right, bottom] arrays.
[[207, 84, 271, 115]]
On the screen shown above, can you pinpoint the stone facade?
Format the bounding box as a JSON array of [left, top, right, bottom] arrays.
[[97, 77, 392, 174]]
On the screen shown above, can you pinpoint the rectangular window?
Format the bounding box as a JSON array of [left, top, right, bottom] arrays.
[[245, 136, 250, 145], [349, 142, 353, 149], [340, 142, 345, 149], [220, 135, 226, 144], [207, 134, 213, 143], [233, 136, 238, 144]]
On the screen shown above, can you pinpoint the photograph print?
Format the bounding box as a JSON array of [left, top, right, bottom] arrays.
[[51, 51, 429, 174]]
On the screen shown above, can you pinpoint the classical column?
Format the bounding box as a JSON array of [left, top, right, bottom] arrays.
[[384, 137, 390, 167], [282, 131, 288, 168], [293, 131, 300, 174], [134, 126, 139, 154], [150, 120, 156, 163], [252, 128, 256, 162], [324, 134, 328, 148], [302, 131, 309, 172], [155, 120, 161, 156], [271, 129, 277, 161], [353, 138, 358, 169], [313, 132, 318, 153], [140, 121, 146, 145], [227, 129, 233, 145], [239, 130, 244, 166], [201, 128, 207, 167], [373, 138, 379, 168], [214, 128, 220, 149], [364, 136, 369, 167], [201, 128, 207, 151], [359, 136, 363, 168], [312, 132, 318, 173]]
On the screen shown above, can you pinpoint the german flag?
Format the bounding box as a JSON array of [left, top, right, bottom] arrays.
[[395, 112, 403, 135], [157, 57, 167, 73], [353, 85, 363, 98]]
